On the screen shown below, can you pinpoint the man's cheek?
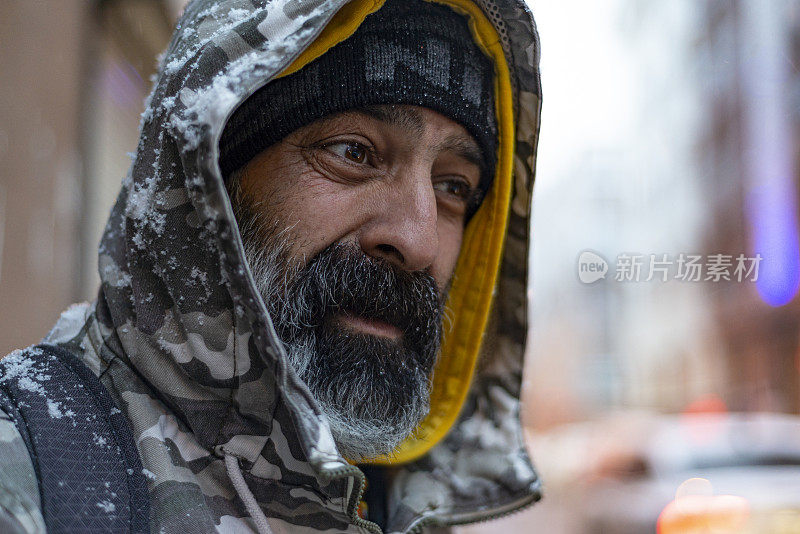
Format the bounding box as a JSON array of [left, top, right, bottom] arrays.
[[293, 196, 371, 256], [432, 222, 464, 289]]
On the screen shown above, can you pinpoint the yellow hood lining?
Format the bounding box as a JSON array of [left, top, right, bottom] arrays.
[[278, 0, 514, 465]]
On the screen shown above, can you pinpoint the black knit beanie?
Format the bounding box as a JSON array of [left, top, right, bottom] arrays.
[[219, 0, 498, 204]]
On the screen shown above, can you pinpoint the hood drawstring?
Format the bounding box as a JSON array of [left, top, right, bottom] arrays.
[[224, 453, 274, 534]]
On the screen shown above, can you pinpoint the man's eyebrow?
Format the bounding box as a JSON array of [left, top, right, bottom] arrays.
[[434, 135, 484, 169], [357, 105, 426, 137]]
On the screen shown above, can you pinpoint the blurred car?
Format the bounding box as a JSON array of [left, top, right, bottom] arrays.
[[460, 412, 800, 533], [574, 412, 800, 533]]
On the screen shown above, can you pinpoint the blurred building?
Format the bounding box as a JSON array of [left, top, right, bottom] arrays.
[[692, 0, 800, 414], [0, 2, 89, 355], [525, 0, 800, 429]]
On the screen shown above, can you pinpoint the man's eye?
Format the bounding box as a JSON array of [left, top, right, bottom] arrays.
[[324, 142, 370, 164], [434, 179, 473, 200]]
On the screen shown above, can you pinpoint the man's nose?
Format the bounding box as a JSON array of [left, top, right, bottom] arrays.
[[358, 170, 439, 272]]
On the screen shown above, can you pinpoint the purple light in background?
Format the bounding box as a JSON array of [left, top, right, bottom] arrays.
[[746, 166, 800, 307], [740, 1, 800, 307]]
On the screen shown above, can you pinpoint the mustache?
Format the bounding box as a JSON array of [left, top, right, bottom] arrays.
[[276, 243, 445, 358]]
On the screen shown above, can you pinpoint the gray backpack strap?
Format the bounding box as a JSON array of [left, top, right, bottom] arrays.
[[0, 344, 150, 533]]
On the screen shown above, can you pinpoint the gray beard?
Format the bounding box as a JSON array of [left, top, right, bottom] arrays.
[[232, 187, 440, 461]]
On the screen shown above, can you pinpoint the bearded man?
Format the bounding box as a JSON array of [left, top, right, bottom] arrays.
[[0, 0, 542, 532]]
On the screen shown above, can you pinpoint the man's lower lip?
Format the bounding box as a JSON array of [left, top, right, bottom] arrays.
[[338, 313, 402, 339]]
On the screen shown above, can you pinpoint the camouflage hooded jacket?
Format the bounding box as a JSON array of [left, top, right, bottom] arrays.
[[0, 0, 542, 532]]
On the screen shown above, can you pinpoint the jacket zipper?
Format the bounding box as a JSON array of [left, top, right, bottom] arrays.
[[404, 490, 541, 534], [323, 464, 383, 534], [326, 465, 540, 534]]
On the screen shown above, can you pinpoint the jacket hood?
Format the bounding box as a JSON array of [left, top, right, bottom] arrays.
[[80, 0, 542, 530]]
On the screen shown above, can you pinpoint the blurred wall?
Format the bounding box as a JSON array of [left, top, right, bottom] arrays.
[[0, 0, 179, 356], [0, 2, 88, 354]]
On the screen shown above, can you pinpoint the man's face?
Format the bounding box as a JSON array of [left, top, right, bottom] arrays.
[[229, 104, 483, 460]]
